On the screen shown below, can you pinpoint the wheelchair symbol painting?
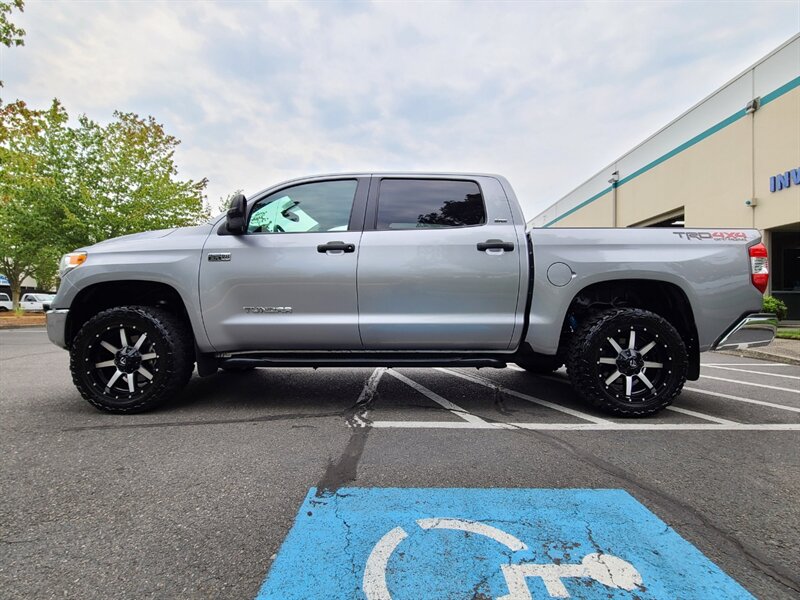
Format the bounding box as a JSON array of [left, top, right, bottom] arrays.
[[256, 488, 754, 600], [364, 518, 643, 599]]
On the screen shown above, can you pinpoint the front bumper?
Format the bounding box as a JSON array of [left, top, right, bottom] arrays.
[[46, 309, 69, 349], [712, 312, 777, 351]]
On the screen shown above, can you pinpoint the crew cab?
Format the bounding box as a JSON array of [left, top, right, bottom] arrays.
[[46, 173, 776, 416]]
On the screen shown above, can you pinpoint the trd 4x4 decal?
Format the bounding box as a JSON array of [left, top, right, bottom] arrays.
[[673, 231, 749, 241]]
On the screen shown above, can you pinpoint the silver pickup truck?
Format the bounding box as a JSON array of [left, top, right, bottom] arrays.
[[46, 173, 776, 417]]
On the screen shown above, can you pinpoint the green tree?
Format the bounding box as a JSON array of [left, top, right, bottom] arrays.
[[217, 189, 244, 214], [0, 100, 69, 305], [64, 111, 209, 247], [0, 1, 25, 87], [0, 99, 208, 307], [0, 1, 24, 47]]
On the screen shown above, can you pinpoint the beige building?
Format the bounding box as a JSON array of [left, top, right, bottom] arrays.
[[530, 35, 800, 319]]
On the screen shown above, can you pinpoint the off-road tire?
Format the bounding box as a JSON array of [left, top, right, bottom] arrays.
[[70, 306, 194, 413], [566, 308, 687, 417]]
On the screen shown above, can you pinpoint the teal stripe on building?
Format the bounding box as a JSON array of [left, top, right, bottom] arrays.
[[544, 75, 800, 228]]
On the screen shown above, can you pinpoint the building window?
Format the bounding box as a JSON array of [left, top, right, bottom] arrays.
[[772, 229, 800, 292], [646, 213, 685, 228]]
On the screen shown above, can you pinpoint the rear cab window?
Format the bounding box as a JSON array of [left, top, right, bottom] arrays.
[[376, 179, 486, 230]]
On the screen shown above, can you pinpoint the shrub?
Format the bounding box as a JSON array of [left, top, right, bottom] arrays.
[[763, 295, 788, 320]]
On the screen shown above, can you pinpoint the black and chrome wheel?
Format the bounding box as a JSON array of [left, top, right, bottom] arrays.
[[567, 308, 687, 417], [70, 306, 194, 413]]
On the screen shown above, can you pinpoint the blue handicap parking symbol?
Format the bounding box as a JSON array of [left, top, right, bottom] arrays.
[[257, 488, 752, 599]]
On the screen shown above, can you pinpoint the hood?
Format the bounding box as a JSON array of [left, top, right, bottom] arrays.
[[82, 224, 215, 251], [88, 228, 177, 248]]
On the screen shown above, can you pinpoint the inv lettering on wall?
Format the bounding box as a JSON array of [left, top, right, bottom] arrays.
[[770, 167, 800, 192]]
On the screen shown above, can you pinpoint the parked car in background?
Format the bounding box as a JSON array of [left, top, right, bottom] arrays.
[[20, 293, 56, 312], [0, 293, 12, 312]]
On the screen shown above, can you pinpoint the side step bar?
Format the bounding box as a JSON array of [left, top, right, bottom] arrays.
[[216, 353, 509, 370]]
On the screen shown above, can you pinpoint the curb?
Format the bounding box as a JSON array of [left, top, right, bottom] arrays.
[[717, 348, 800, 366]]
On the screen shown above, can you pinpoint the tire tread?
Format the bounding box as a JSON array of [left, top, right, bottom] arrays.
[[69, 305, 194, 413], [566, 307, 687, 417]]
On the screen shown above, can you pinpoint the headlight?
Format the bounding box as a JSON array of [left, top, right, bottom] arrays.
[[59, 251, 88, 276]]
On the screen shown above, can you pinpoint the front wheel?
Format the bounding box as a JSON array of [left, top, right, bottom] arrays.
[[70, 306, 194, 413], [566, 308, 687, 417]]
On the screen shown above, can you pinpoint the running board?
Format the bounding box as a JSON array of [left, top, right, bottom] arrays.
[[218, 353, 509, 369]]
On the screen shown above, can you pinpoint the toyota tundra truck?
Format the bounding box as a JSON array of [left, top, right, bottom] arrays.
[[46, 173, 777, 416]]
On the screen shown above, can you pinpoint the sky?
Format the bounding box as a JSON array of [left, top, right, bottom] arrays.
[[2, 0, 799, 219]]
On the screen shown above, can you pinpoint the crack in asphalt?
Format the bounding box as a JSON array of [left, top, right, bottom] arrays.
[[520, 428, 800, 595], [55, 411, 345, 432], [443, 368, 800, 594], [316, 368, 385, 497], [423, 368, 799, 595]]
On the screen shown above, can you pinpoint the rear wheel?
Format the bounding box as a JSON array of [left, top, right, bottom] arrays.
[[566, 308, 687, 417], [70, 306, 194, 413]]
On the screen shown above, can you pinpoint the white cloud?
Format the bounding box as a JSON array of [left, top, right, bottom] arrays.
[[2, 0, 798, 218]]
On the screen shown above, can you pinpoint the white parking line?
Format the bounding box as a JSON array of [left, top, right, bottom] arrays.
[[370, 421, 800, 431], [539, 370, 800, 414], [509, 423, 800, 431], [372, 421, 496, 429], [703, 365, 800, 380], [684, 387, 800, 413], [385, 370, 500, 427], [699, 374, 799, 394], [665, 406, 739, 425], [702, 363, 788, 367], [435, 368, 612, 425]]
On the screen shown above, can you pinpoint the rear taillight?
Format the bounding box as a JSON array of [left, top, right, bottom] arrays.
[[749, 243, 769, 294]]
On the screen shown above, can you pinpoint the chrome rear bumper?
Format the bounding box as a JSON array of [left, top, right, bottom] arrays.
[[712, 313, 777, 351]]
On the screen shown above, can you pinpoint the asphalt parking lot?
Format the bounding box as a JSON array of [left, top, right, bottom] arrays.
[[1, 328, 799, 599]]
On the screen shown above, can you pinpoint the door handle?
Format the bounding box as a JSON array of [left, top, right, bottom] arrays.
[[477, 239, 515, 252], [317, 241, 356, 253]]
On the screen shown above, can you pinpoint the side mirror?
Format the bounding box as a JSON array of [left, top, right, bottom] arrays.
[[225, 194, 247, 235]]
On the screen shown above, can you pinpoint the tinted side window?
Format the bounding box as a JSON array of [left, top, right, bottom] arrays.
[[247, 180, 358, 234], [376, 179, 485, 230]]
